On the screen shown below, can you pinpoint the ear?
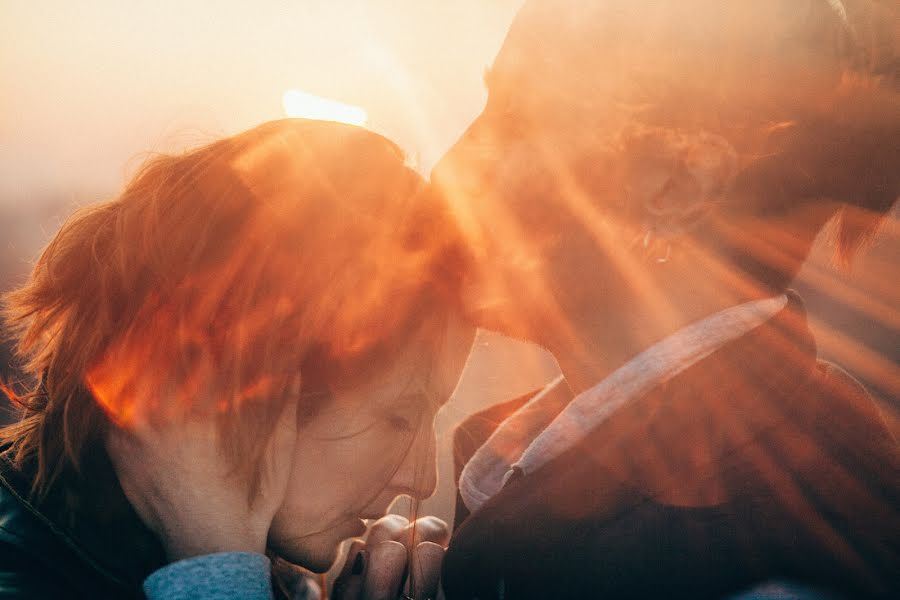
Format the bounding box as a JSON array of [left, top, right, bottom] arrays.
[[620, 127, 739, 239]]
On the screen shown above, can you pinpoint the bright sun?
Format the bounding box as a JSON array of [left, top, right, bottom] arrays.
[[282, 89, 368, 126]]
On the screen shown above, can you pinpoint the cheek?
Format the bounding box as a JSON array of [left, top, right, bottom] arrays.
[[294, 429, 410, 505], [268, 441, 397, 555], [437, 321, 476, 394]]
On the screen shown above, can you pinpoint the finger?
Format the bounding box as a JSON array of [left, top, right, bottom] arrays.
[[362, 540, 408, 600], [409, 542, 444, 600], [336, 539, 367, 580], [269, 376, 300, 447], [396, 516, 450, 548], [367, 514, 409, 546], [267, 396, 300, 474], [332, 539, 367, 600]]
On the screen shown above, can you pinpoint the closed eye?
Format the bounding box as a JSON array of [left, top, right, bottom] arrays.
[[384, 392, 431, 433], [386, 414, 414, 433]]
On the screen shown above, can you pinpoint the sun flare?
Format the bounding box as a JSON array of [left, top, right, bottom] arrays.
[[282, 89, 368, 126]]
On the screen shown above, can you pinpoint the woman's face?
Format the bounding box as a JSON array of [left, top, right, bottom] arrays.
[[268, 314, 474, 572]]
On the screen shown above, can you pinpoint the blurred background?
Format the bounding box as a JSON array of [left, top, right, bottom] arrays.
[[2, 0, 897, 528]]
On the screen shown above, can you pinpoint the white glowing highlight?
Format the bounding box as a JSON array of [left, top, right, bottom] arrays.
[[282, 89, 368, 126]]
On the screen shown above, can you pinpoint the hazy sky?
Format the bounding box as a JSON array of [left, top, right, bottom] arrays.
[[1, 0, 523, 203]]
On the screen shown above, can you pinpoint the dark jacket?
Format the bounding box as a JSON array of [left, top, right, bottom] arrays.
[[0, 443, 166, 599], [443, 294, 899, 599], [0, 416, 312, 600]]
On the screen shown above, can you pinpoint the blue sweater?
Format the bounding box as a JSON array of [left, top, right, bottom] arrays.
[[144, 552, 273, 600]]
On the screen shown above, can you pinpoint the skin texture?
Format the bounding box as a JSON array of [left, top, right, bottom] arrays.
[[268, 314, 473, 572], [106, 384, 300, 560]]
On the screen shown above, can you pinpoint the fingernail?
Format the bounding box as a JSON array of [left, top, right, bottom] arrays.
[[351, 549, 367, 575]]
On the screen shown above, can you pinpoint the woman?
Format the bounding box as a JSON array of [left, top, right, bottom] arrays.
[[0, 119, 475, 599]]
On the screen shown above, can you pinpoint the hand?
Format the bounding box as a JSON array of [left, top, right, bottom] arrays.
[[105, 388, 299, 561], [332, 514, 450, 600]]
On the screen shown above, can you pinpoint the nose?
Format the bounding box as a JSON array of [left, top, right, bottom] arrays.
[[390, 422, 439, 501], [432, 117, 498, 201]]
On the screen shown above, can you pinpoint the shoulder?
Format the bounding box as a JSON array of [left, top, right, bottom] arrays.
[[799, 360, 898, 451], [0, 474, 72, 597]]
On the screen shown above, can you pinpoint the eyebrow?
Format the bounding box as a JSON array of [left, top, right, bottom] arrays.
[[383, 392, 434, 415]]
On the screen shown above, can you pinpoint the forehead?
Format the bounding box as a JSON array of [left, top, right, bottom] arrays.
[[488, 0, 849, 124], [321, 326, 440, 393]]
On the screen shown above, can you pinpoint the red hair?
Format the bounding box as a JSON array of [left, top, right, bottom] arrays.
[[2, 119, 467, 498]]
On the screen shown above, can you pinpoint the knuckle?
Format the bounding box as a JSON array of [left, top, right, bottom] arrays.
[[368, 514, 409, 545]]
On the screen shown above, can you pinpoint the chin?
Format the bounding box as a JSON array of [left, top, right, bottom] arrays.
[[462, 282, 552, 346], [271, 536, 341, 573], [461, 272, 519, 334], [270, 519, 366, 573], [293, 550, 339, 575]]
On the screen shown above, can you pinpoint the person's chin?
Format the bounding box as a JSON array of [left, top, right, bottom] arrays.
[[463, 288, 543, 343], [462, 275, 514, 332], [271, 518, 367, 573]]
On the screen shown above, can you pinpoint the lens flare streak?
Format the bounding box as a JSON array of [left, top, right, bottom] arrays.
[[282, 90, 368, 126]]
